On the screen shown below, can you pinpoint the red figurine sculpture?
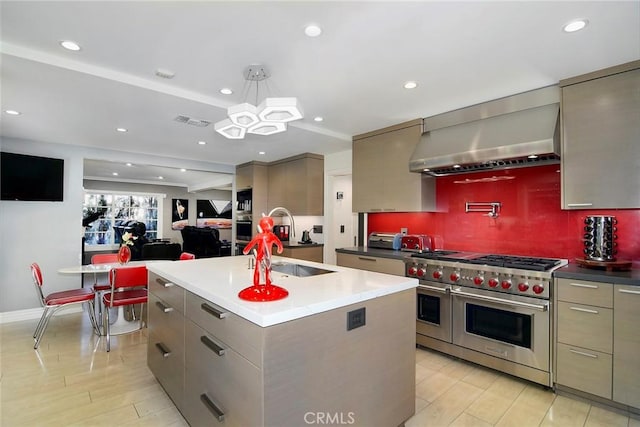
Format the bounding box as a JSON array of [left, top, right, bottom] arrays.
[[238, 216, 289, 302]]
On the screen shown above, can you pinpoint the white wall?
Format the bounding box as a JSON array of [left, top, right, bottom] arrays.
[[323, 150, 354, 264], [0, 137, 233, 313]]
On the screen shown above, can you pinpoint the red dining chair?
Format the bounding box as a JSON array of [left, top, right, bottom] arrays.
[[103, 265, 148, 352], [31, 262, 99, 349], [90, 253, 120, 325], [179, 252, 196, 260]]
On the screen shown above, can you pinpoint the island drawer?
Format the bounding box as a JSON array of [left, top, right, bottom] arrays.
[[148, 272, 185, 313], [148, 329, 184, 411], [556, 278, 613, 308], [557, 301, 613, 353], [148, 292, 184, 345], [183, 320, 262, 427], [185, 291, 263, 368]]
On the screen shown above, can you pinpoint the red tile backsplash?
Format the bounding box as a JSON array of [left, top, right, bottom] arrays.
[[368, 165, 640, 267]]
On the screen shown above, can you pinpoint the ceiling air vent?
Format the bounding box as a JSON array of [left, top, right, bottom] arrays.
[[173, 115, 211, 127]]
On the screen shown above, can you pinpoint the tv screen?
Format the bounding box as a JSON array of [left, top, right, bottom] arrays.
[[1, 152, 64, 201]]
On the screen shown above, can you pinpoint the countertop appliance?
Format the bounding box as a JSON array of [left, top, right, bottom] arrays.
[[400, 234, 431, 252], [273, 225, 290, 242], [406, 250, 567, 387], [368, 232, 403, 250]]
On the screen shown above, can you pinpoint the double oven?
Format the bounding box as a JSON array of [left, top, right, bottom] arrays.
[[409, 252, 567, 387]]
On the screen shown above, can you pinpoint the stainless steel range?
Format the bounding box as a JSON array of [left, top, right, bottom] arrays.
[[406, 250, 567, 387]]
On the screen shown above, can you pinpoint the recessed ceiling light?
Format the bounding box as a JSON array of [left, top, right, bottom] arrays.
[[563, 19, 588, 33], [198, 141, 207, 145], [158, 176, 164, 180], [220, 88, 233, 95], [304, 24, 322, 37], [112, 172, 118, 176], [4, 110, 21, 115], [126, 162, 133, 166], [258, 151, 266, 155], [180, 168, 187, 172], [116, 127, 128, 133], [314, 116, 323, 122], [404, 81, 418, 89], [60, 40, 81, 51]]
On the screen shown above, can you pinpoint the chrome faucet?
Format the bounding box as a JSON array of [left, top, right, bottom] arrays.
[[267, 206, 296, 238]]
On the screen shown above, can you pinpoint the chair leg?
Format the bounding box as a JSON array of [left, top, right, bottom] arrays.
[[86, 301, 100, 336], [34, 307, 57, 349], [105, 305, 111, 352], [33, 307, 49, 339]]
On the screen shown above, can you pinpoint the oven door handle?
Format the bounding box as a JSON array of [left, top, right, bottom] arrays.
[[451, 288, 548, 311], [417, 284, 450, 294]]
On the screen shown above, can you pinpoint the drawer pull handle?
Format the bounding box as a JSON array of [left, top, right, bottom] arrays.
[[569, 306, 599, 314], [200, 393, 225, 422], [201, 302, 227, 319], [569, 348, 598, 359], [155, 278, 174, 288], [201, 335, 226, 356], [569, 283, 598, 289], [155, 301, 173, 313], [567, 203, 594, 207], [619, 289, 640, 296], [155, 342, 171, 358], [357, 257, 377, 262]]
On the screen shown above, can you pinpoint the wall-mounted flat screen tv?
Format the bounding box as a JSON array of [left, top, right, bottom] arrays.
[[1, 152, 64, 201]]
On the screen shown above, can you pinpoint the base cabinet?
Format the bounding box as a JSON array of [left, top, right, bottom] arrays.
[[280, 245, 323, 263], [555, 278, 640, 411], [336, 252, 405, 276]]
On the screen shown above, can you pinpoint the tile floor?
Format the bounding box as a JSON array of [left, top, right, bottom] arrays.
[[0, 311, 638, 426]]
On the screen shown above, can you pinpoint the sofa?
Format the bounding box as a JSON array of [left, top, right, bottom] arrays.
[[141, 241, 182, 261], [180, 226, 222, 258]]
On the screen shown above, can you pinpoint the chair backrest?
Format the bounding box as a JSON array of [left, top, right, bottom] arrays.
[[108, 265, 148, 291], [30, 263, 46, 306], [179, 252, 196, 260], [91, 253, 119, 264]]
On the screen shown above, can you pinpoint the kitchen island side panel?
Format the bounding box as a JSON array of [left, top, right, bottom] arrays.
[[261, 289, 416, 426]]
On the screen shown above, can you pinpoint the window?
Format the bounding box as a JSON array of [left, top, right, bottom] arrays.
[[83, 191, 163, 248]]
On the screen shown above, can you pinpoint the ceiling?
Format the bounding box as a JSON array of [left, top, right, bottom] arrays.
[[1, 1, 639, 186]]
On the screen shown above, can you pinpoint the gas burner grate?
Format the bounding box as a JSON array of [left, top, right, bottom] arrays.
[[467, 255, 563, 271]]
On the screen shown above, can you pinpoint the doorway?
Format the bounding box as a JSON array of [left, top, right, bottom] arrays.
[[325, 174, 357, 264]]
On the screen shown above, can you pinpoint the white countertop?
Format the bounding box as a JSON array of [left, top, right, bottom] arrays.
[[147, 256, 417, 327]]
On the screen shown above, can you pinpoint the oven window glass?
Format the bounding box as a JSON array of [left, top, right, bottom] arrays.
[[417, 293, 440, 325], [465, 303, 531, 348]]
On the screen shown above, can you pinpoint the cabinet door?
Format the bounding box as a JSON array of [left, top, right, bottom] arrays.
[[235, 164, 252, 190], [267, 161, 288, 211], [561, 67, 640, 208], [613, 285, 640, 409], [353, 121, 434, 212]]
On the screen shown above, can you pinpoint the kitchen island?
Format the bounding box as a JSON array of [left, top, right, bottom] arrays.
[[146, 256, 417, 427]]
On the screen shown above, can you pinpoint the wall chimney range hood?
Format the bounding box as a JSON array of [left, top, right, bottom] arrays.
[[410, 86, 561, 176]]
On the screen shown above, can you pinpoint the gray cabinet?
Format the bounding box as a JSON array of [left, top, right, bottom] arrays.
[[267, 153, 324, 215], [281, 245, 323, 263], [353, 119, 435, 213], [147, 272, 186, 411], [336, 252, 405, 276], [555, 278, 640, 411], [560, 60, 640, 209], [235, 161, 268, 240], [613, 285, 640, 409]]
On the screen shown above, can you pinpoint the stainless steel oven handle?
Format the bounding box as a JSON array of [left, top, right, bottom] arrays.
[[451, 288, 548, 311], [417, 284, 450, 294]]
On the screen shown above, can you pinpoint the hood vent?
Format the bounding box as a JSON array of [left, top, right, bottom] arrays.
[[410, 86, 561, 176]]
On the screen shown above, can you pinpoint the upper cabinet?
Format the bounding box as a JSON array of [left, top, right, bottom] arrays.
[[560, 61, 640, 209], [352, 119, 435, 213], [267, 153, 324, 216]]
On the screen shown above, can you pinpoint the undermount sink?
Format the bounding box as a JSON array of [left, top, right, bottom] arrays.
[[271, 262, 336, 277]]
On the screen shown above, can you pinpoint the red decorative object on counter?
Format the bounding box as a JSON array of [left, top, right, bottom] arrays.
[[117, 245, 131, 264], [238, 216, 289, 302]]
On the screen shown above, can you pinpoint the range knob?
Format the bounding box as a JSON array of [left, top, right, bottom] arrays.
[[408, 266, 417, 276], [473, 276, 484, 286], [501, 279, 512, 289], [417, 268, 427, 278], [432, 270, 443, 280], [518, 282, 529, 292], [533, 284, 545, 294], [488, 278, 499, 288], [450, 272, 460, 282]]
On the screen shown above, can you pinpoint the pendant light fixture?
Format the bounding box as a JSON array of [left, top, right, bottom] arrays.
[[214, 65, 303, 139]]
